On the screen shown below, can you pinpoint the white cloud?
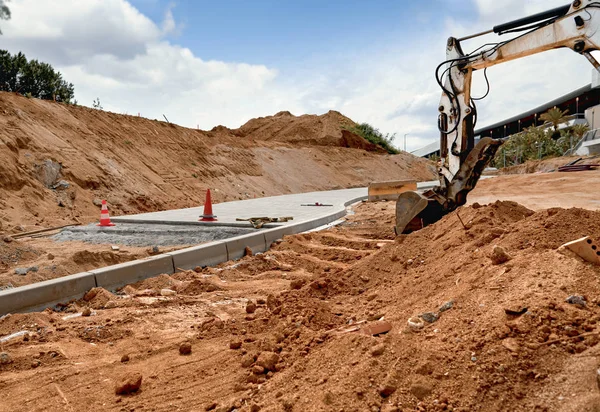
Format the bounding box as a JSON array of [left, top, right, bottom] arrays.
[[0, 0, 596, 153]]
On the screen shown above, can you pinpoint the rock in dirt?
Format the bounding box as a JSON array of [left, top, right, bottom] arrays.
[[229, 339, 243, 350], [438, 300, 454, 313], [370, 343, 386, 357], [252, 365, 265, 375], [289, 279, 305, 290], [378, 383, 397, 397], [246, 302, 257, 314], [3, 236, 13, 243], [0, 352, 11, 365], [407, 316, 425, 330], [81, 307, 92, 317], [83, 288, 99, 301], [565, 295, 586, 306], [597, 369, 600, 390], [160, 288, 177, 296], [419, 312, 439, 323], [490, 245, 511, 265], [14, 266, 38, 275], [115, 372, 142, 395], [179, 342, 192, 355], [121, 354, 130, 363], [241, 354, 255, 368], [244, 246, 253, 257], [256, 352, 279, 371], [104, 300, 118, 309]]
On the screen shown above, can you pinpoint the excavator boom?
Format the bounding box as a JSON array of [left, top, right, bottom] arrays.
[[396, 0, 600, 234]]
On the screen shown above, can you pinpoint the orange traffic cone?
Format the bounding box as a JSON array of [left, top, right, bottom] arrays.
[[199, 189, 217, 221], [97, 200, 115, 227]]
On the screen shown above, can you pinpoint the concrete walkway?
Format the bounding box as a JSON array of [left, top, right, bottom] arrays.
[[112, 187, 369, 227]]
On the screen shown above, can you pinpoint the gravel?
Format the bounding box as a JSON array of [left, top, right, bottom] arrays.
[[52, 223, 257, 247]]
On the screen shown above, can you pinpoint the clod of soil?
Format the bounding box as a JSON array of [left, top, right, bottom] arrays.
[[115, 373, 142, 395], [179, 342, 192, 355]]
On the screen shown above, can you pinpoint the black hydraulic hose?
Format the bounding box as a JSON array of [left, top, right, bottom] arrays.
[[493, 4, 571, 34]]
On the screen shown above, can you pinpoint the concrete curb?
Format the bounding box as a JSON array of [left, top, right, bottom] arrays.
[[0, 194, 367, 315], [0, 272, 97, 315]]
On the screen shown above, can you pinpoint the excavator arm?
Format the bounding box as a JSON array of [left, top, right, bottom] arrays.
[[395, 0, 600, 234]]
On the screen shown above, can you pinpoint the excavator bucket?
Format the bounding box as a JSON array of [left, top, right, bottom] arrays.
[[394, 190, 445, 235]]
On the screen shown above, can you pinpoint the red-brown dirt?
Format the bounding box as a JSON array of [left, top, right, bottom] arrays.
[[0, 92, 435, 236], [1, 198, 600, 411]]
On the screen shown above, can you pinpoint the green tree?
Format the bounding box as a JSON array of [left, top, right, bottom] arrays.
[[0, 0, 10, 34], [0, 49, 75, 102], [539, 106, 570, 132], [571, 123, 589, 140]]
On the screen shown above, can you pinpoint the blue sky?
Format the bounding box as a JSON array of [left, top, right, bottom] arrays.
[[1, 0, 592, 151], [131, 0, 477, 66]]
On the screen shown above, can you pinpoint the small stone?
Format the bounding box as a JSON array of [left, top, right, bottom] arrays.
[[83, 288, 99, 301], [290, 279, 305, 290], [378, 383, 397, 397], [246, 302, 257, 314], [252, 365, 265, 375], [490, 245, 511, 265], [0, 352, 11, 365], [15, 268, 29, 275], [152, 246, 160, 254], [230, 339, 242, 350], [121, 354, 130, 363], [419, 312, 439, 323], [47, 253, 55, 260], [596, 369, 600, 390], [438, 300, 454, 313], [256, 352, 279, 371], [370, 343, 386, 357], [31, 360, 41, 368], [160, 288, 177, 296], [241, 354, 255, 368], [93, 198, 103, 207], [115, 373, 142, 395], [250, 404, 261, 412], [81, 307, 92, 317], [406, 259, 414, 265], [244, 246, 253, 257], [179, 342, 192, 355], [111, 245, 120, 251], [3, 236, 13, 243], [104, 300, 118, 309], [565, 295, 586, 306], [205, 402, 217, 411]]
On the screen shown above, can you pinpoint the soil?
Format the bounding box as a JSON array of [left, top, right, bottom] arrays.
[[0, 92, 436, 235], [1, 194, 600, 412]]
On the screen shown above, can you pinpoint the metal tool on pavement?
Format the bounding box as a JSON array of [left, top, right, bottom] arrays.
[[236, 216, 293, 229]]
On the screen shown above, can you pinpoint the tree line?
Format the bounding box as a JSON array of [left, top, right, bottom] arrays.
[[0, 49, 75, 103]]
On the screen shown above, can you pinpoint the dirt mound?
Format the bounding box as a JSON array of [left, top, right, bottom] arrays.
[[0, 92, 435, 235], [2, 200, 600, 411]]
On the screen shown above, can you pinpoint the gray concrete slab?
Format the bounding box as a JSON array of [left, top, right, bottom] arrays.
[[91, 254, 175, 291], [0, 272, 97, 315], [167, 241, 228, 271], [111, 188, 368, 227]]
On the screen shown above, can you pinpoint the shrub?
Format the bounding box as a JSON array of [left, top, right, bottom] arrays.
[[344, 123, 399, 154]]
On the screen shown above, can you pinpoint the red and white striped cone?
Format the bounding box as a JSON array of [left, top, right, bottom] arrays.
[[97, 200, 115, 227]]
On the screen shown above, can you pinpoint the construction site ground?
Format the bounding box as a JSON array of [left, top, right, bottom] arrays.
[[1, 168, 600, 412]]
